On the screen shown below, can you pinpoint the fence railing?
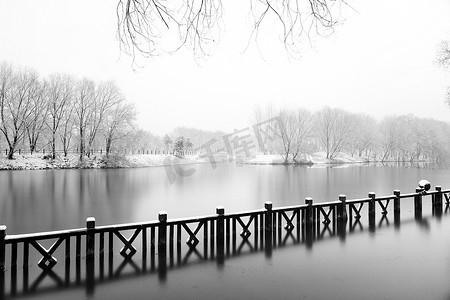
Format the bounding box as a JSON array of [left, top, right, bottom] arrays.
[[0, 184, 448, 298], [1, 149, 223, 156]]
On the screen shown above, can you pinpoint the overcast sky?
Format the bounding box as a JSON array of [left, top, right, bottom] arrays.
[[1, 0, 450, 135]]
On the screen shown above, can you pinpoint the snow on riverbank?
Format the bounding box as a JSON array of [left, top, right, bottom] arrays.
[[0, 153, 213, 170], [0, 151, 377, 170], [244, 152, 369, 165]]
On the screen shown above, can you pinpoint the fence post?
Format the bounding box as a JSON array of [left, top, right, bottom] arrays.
[[0, 226, 6, 272], [434, 186, 443, 217], [216, 207, 225, 265], [86, 217, 95, 295], [264, 202, 273, 258], [86, 217, 95, 258], [337, 195, 347, 221], [393, 190, 401, 212], [304, 198, 314, 248], [158, 211, 167, 281], [414, 187, 422, 220], [393, 190, 401, 228], [433, 186, 442, 206], [336, 195, 347, 241], [368, 192, 376, 232], [0, 226, 5, 299], [264, 202, 273, 231], [304, 197, 314, 223]]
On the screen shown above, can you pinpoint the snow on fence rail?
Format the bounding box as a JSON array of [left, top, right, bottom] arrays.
[[3, 148, 226, 156], [0, 184, 449, 297]]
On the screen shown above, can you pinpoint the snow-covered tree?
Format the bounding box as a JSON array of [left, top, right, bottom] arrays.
[[314, 107, 355, 159]]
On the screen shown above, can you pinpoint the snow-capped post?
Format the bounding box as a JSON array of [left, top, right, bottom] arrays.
[[0, 226, 4, 299], [414, 187, 423, 219], [0, 226, 6, 272], [304, 198, 314, 224], [393, 190, 401, 228], [264, 202, 273, 258], [337, 195, 347, 221], [336, 195, 347, 242], [264, 202, 273, 232], [216, 206, 225, 264], [158, 211, 167, 281], [86, 217, 95, 257], [368, 192, 376, 232], [86, 217, 95, 295], [304, 198, 314, 249], [158, 211, 167, 257], [393, 190, 401, 212], [435, 185, 443, 207], [368, 192, 376, 216]]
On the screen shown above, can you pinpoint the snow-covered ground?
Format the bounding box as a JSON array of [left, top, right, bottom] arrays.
[[0, 151, 392, 170], [244, 152, 369, 165], [0, 153, 220, 170]]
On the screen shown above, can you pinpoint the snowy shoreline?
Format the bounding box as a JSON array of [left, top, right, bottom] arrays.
[[0, 154, 214, 171], [0, 152, 429, 171], [243, 152, 369, 165]]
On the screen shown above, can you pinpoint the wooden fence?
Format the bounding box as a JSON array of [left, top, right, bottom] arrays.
[[2, 148, 228, 157], [0, 184, 449, 298]]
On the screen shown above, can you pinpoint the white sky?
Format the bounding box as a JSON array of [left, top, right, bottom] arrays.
[[0, 0, 450, 135]]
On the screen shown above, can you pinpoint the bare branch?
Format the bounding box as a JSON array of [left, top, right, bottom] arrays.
[[116, 0, 347, 61], [437, 40, 450, 70]]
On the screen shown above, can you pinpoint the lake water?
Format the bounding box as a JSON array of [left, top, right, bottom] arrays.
[[1, 163, 450, 299]]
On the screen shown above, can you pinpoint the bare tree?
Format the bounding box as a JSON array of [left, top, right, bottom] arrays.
[[379, 116, 403, 162], [0, 63, 38, 159], [60, 101, 76, 157], [74, 79, 96, 159], [103, 101, 136, 156], [347, 114, 378, 158], [437, 41, 450, 69], [314, 107, 354, 159], [86, 81, 123, 156], [438, 41, 450, 103], [291, 109, 314, 162], [26, 79, 49, 155], [116, 0, 348, 60], [47, 74, 75, 159], [274, 109, 313, 163]]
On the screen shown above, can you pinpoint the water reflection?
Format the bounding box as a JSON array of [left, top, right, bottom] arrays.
[[2, 164, 450, 234], [2, 165, 450, 298]]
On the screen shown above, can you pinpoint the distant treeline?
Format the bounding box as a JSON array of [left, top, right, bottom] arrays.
[[2, 60, 449, 163], [253, 105, 450, 163]]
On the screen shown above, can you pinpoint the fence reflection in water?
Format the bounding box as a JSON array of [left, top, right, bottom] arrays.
[[0, 184, 448, 299]]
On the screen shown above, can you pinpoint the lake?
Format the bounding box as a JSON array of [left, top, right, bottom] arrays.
[[1, 163, 450, 299]]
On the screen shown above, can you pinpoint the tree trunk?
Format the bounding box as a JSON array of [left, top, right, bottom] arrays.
[[7, 146, 14, 159], [79, 127, 84, 160], [52, 133, 56, 159], [105, 137, 112, 157]]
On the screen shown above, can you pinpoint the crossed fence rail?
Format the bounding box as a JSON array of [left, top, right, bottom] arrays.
[[0, 185, 449, 299]]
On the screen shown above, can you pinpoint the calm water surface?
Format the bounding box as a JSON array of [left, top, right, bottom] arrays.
[[1, 163, 449, 233], [1, 163, 450, 299]]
